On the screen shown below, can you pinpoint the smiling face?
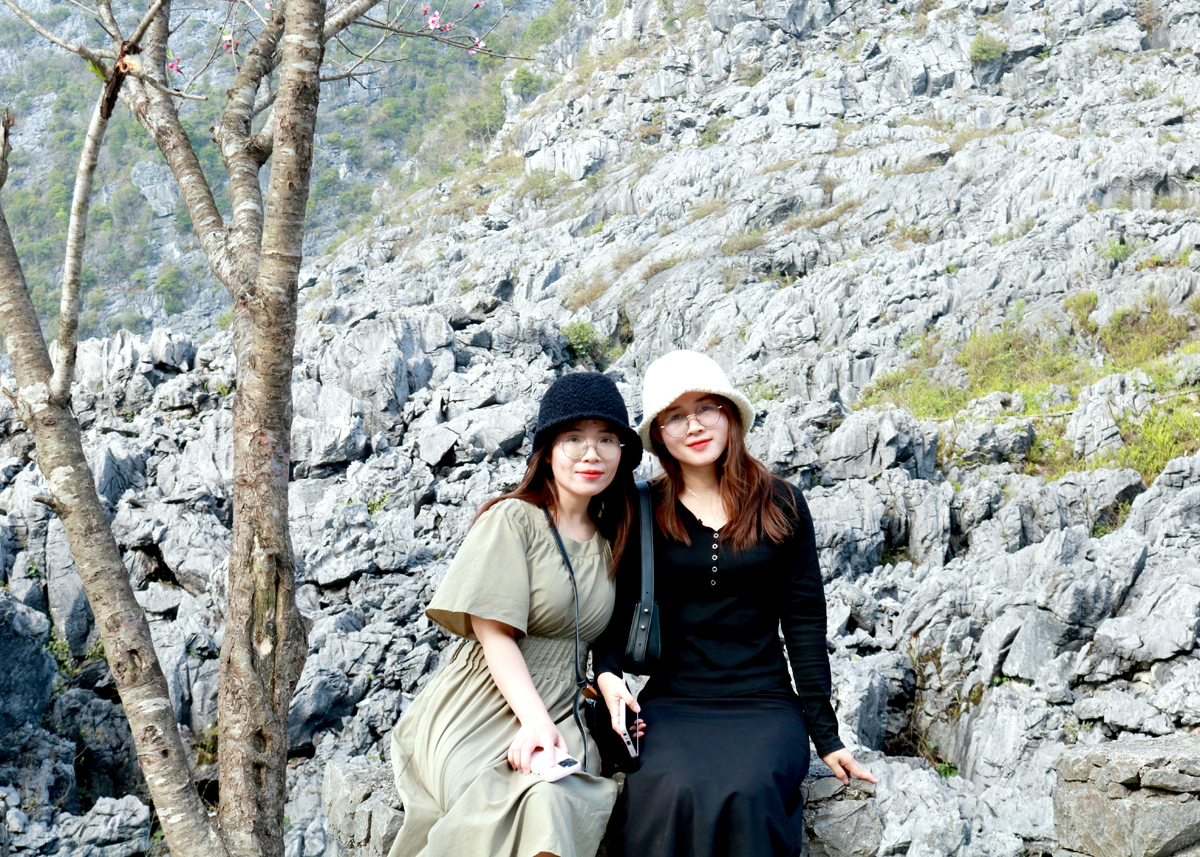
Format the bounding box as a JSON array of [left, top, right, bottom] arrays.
[[548, 419, 622, 503], [653, 391, 730, 473]]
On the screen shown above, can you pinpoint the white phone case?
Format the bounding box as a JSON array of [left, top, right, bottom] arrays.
[[530, 747, 581, 782]]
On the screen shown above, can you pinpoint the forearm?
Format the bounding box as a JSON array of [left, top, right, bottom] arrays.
[[474, 617, 554, 728]]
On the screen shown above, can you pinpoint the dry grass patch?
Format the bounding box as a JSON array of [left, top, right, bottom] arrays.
[[562, 275, 611, 311], [783, 198, 862, 232], [882, 157, 943, 178], [641, 255, 689, 280], [720, 230, 766, 255], [760, 158, 800, 175], [948, 125, 1009, 154], [689, 199, 726, 222]]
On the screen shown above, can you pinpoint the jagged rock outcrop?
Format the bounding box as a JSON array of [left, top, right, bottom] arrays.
[[1054, 736, 1200, 857], [1, 0, 1199, 853], [0, 591, 56, 736]]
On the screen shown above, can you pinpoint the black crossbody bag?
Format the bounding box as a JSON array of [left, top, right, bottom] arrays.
[[624, 481, 661, 674], [542, 483, 659, 776]]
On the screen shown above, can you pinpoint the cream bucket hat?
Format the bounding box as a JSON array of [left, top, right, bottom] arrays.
[[637, 350, 757, 449]]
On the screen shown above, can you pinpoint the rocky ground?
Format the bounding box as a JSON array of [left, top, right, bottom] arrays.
[[2, 0, 1200, 854]]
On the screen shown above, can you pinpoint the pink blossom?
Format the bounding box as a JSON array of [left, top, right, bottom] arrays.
[[468, 38, 485, 54], [427, 10, 441, 26], [423, 5, 429, 12], [265, 1, 273, 8], [473, 1, 483, 7]]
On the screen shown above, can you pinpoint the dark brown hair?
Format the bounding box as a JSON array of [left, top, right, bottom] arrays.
[[473, 428, 636, 577], [648, 395, 796, 551]]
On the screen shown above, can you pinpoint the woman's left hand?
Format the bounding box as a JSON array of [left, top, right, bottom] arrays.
[[820, 748, 878, 785]]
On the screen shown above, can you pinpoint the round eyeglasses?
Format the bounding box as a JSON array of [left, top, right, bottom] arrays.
[[555, 436, 624, 460], [660, 403, 723, 438]]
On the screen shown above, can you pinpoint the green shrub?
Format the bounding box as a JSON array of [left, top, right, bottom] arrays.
[[1110, 401, 1200, 483], [562, 321, 607, 365], [314, 167, 341, 201], [1064, 291, 1098, 336], [155, 265, 186, 315], [1099, 293, 1190, 369], [512, 66, 544, 99], [521, 0, 572, 50], [337, 183, 374, 216], [970, 33, 1008, 65], [1100, 238, 1134, 263]]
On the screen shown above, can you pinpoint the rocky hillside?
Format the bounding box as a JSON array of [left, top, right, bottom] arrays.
[[2, 0, 1200, 854]]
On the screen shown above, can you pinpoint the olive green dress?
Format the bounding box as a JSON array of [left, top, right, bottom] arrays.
[[388, 498, 620, 857]]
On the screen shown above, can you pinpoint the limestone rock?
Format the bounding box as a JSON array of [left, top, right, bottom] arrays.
[[322, 758, 404, 857], [0, 591, 56, 735], [1054, 736, 1200, 857], [55, 795, 153, 857]]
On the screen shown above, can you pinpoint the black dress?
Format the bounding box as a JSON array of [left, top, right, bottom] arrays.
[[593, 480, 843, 857]]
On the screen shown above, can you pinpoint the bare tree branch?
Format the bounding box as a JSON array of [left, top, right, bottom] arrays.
[[130, 0, 171, 46], [354, 17, 531, 59], [324, 0, 386, 41], [0, 109, 13, 191], [215, 4, 288, 263], [49, 0, 171, 405], [48, 92, 109, 405], [1, 0, 111, 64], [126, 8, 238, 292], [125, 67, 209, 100], [94, 0, 120, 42], [248, 110, 276, 159]]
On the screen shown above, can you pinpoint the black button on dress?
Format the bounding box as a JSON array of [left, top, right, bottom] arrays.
[[594, 480, 843, 857]]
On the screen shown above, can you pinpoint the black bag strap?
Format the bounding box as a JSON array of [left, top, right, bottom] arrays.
[[542, 505, 590, 772], [629, 481, 655, 666]]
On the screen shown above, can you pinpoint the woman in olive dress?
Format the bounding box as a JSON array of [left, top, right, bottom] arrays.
[[388, 372, 641, 857], [594, 350, 876, 857]]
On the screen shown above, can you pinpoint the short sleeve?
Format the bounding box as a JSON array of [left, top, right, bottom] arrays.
[[425, 499, 533, 640]]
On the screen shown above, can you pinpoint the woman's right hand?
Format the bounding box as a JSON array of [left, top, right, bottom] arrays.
[[596, 671, 645, 737], [507, 718, 568, 775]]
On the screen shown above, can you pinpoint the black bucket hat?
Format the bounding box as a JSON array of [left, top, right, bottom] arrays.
[[530, 372, 643, 470]]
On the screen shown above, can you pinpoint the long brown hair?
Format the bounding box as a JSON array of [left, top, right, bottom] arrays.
[[473, 431, 636, 577], [648, 396, 796, 551]]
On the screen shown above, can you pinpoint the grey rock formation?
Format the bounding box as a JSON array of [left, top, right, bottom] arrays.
[[45, 520, 95, 658], [49, 690, 142, 805], [0, 590, 56, 735], [322, 758, 404, 857], [53, 795, 153, 857], [4, 0, 1200, 851], [0, 725, 78, 822], [1054, 736, 1200, 857]]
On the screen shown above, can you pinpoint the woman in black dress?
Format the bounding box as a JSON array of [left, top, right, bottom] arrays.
[[594, 349, 875, 857]]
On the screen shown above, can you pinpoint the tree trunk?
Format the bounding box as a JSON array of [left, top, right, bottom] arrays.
[[215, 1, 324, 854], [0, 135, 224, 857]]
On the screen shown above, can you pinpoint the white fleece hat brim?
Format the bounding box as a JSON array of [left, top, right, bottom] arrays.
[[637, 350, 757, 450]]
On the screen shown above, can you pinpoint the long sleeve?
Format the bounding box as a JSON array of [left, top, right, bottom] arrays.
[[778, 485, 845, 757]]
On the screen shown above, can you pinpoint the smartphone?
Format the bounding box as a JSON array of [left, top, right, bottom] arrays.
[[617, 699, 639, 759], [530, 746, 581, 782]]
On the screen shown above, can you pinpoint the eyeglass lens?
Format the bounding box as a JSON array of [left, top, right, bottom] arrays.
[[559, 438, 623, 460], [661, 405, 722, 437]]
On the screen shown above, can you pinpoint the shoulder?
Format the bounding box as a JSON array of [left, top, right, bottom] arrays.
[[473, 497, 541, 536]]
